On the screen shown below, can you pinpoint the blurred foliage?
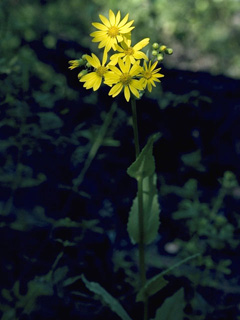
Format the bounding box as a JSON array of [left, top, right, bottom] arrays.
[[161, 170, 240, 287], [1, 0, 240, 78]]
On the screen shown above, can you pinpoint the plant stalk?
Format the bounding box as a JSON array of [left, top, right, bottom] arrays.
[[131, 98, 148, 320]]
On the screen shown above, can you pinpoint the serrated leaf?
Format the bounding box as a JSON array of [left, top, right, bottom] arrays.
[[127, 133, 161, 180], [137, 253, 200, 302], [151, 288, 185, 320], [127, 174, 160, 245], [81, 274, 133, 320]]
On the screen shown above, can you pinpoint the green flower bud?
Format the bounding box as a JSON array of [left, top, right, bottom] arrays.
[[82, 54, 87, 60], [86, 62, 91, 68], [152, 50, 158, 56], [78, 70, 88, 79], [152, 43, 159, 50], [78, 58, 85, 66], [157, 53, 164, 61], [160, 45, 167, 52], [165, 48, 173, 55]]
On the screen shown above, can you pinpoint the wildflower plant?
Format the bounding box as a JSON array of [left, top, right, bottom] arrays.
[[68, 9, 197, 320]]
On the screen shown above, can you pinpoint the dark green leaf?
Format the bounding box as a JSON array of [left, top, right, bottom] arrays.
[[151, 288, 185, 320], [137, 254, 200, 302], [127, 174, 160, 245], [127, 133, 161, 180], [81, 275, 133, 320]]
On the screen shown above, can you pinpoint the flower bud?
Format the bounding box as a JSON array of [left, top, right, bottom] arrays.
[[68, 58, 86, 70], [152, 43, 159, 50], [86, 62, 91, 68], [160, 45, 167, 52], [78, 70, 88, 79], [157, 53, 164, 61], [82, 54, 87, 60], [78, 58, 85, 66], [152, 50, 158, 56], [165, 48, 173, 55]]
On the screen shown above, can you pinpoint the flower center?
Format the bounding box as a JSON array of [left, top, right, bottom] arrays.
[[143, 71, 152, 79], [120, 73, 132, 85], [108, 26, 119, 38], [124, 47, 134, 56], [96, 66, 108, 77]]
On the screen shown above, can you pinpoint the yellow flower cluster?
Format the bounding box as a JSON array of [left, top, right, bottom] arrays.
[[69, 10, 164, 102]]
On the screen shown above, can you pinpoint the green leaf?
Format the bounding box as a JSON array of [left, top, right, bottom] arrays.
[[181, 149, 205, 172], [137, 253, 200, 302], [136, 277, 168, 302], [127, 133, 161, 180], [53, 266, 69, 285], [127, 173, 160, 245], [38, 112, 64, 131], [151, 288, 185, 320], [81, 275, 133, 320], [63, 275, 83, 287]]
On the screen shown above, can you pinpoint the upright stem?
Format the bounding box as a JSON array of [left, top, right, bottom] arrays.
[[131, 98, 140, 157], [131, 98, 148, 320]]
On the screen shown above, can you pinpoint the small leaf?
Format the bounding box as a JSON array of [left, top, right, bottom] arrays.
[[137, 253, 200, 302], [127, 133, 161, 180], [63, 275, 83, 287], [136, 277, 168, 302], [81, 274, 133, 320], [181, 149, 205, 172], [127, 174, 160, 245], [53, 266, 69, 285], [151, 288, 185, 320], [38, 112, 64, 131]]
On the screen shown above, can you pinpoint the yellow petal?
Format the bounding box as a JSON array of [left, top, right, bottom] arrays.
[[102, 49, 108, 66], [99, 14, 111, 27], [131, 79, 144, 90], [109, 83, 123, 97], [134, 52, 148, 61], [93, 77, 102, 91], [118, 58, 126, 73], [86, 53, 101, 69], [147, 81, 152, 92], [118, 13, 129, 28], [90, 31, 106, 38], [133, 38, 150, 51], [92, 22, 108, 31], [129, 84, 140, 99], [124, 85, 130, 101], [109, 9, 115, 25], [109, 65, 122, 76], [80, 72, 96, 82], [115, 11, 121, 25]]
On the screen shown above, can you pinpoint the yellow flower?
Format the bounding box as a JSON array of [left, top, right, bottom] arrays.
[[90, 10, 135, 52], [80, 51, 108, 91], [104, 58, 143, 102], [140, 60, 164, 92], [110, 38, 149, 65]]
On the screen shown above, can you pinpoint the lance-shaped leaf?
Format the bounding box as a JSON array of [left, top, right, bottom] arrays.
[[81, 275, 133, 320], [136, 253, 200, 302], [127, 173, 160, 245], [127, 133, 161, 180]]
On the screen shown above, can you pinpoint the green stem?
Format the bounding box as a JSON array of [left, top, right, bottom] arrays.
[[131, 98, 148, 320]]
